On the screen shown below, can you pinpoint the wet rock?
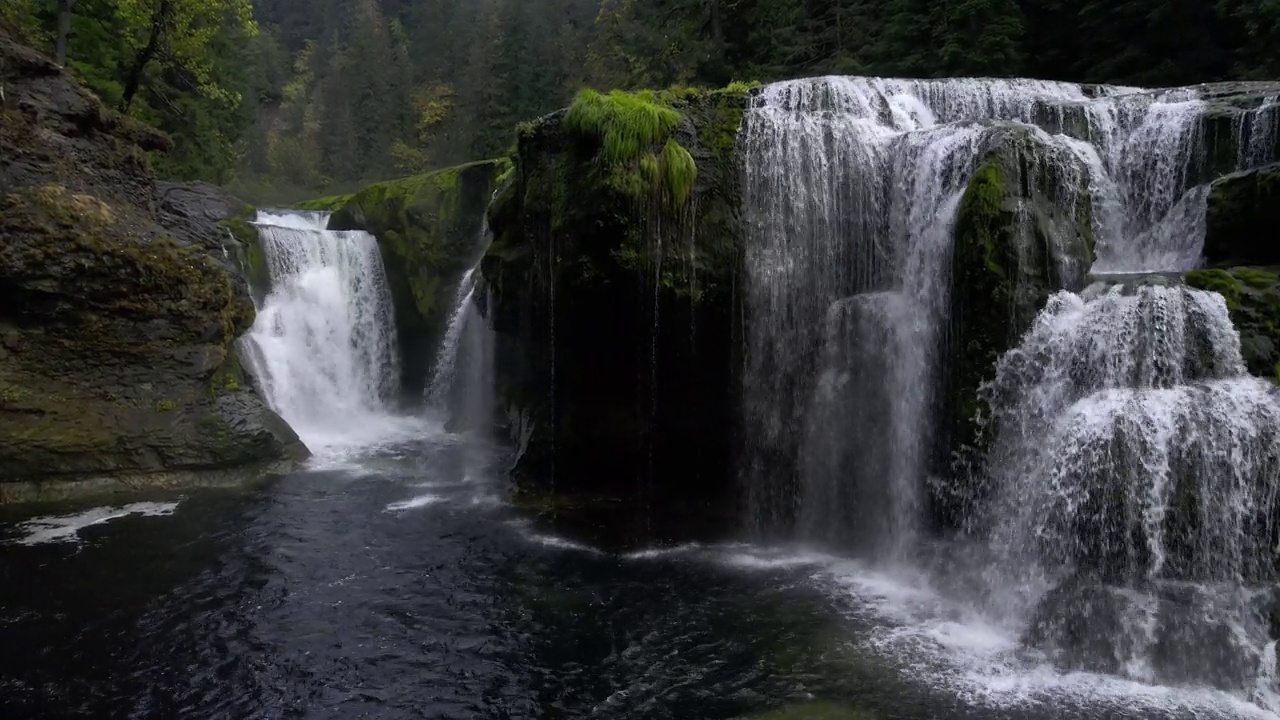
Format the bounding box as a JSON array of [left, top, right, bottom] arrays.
[[480, 86, 750, 509], [1185, 266, 1280, 378], [941, 126, 1093, 528], [1027, 576, 1269, 692], [0, 28, 305, 502], [1202, 164, 1280, 267]]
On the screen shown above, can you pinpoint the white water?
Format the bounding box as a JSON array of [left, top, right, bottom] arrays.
[[425, 266, 479, 408], [5, 502, 179, 546], [738, 76, 1280, 713], [242, 211, 414, 452]]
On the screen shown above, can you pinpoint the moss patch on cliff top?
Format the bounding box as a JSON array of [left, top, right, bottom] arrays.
[[1185, 266, 1280, 378]]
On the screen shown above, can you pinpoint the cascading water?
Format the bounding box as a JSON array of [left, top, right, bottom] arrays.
[[240, 210, 402, 449], [979, 283, 1280, 702], [739, 75, 1280, 710], [741, 76, 1280, 549], [426, 266, 480, 409]]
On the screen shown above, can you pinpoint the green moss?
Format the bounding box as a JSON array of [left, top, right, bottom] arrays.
[[564, 89, 682, 164], [1185, 268, 1242, 311], [156, 399, 177, 412], [960, 162, 1008, 279], [1230, 266, 1279, 289], [562, 88, 697, 205]]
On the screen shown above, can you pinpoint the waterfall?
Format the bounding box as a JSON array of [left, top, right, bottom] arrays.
[[241, 210, 402, 449], [980, 283, 1280, 700], [423, 268, 496, 436], [425, 266, 479, 408], [739, 76, 1280, 553]]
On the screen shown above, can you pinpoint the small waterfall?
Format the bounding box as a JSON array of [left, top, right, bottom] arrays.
[[423, 269, 496, 436], [241, 210, 401, 449], [425, 266, 479, 408], [980, 283, 1280, 702]]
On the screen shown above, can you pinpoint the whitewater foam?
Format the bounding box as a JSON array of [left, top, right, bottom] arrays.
[[6, 502, 179, 546]]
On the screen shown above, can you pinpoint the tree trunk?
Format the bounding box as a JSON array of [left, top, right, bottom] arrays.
[[54, 0, 74, 67], [120, 0, 173, 112]]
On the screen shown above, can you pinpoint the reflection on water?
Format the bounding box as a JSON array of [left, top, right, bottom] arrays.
[[0, 432, 1272, 719]]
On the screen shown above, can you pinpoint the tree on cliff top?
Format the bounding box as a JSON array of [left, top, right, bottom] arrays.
[[114, 0, 256, 110]]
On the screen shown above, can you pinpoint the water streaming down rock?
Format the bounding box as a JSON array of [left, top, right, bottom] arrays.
[[240, 211, 401, 448], [426, 266, 480, 409], [978, 283, 1280, 702], [739, 76, 1280, 553]]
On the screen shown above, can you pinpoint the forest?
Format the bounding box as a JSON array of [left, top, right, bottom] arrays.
[[5, 0, 1280, 202]]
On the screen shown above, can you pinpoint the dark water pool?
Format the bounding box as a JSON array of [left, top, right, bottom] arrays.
[[0, 433, 1272, 719]]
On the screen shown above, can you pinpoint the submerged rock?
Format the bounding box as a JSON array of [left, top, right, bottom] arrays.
[[480, 86, 750, 508], [0, 29, 305, 502], [303, 160, 505, 395], [1026, 575, 1271, 692]]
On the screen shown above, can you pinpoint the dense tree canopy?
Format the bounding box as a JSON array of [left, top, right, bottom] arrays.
[[7, 0, 1280, 199]]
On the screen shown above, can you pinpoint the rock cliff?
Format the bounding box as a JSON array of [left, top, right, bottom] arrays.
[[0, 29, 305, 502]]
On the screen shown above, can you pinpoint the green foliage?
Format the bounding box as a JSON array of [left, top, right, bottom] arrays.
[[563, 88, 697, 205], [660, 138, 697, 204], [1185, 268, 1242, 312], [564, 89, 682, 165], [156, 399, 178, 412]]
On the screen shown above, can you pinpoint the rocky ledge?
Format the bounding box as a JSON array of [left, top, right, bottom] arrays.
[[0, 29, 305, 503]]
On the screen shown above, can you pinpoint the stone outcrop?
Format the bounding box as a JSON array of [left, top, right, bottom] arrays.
[[298, 160, 505, 394], [1202, 163, 1280, 267], [942, 126, 1094, 526], [0, 29, 305, 502], [480, 86, 749, 514], [1185, 266, 1280, 378]]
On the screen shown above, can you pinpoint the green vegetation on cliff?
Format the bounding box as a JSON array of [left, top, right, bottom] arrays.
[[479, 81, 749, 500], [563, 88, 698, 205], [1185, 266, 1280, 379]]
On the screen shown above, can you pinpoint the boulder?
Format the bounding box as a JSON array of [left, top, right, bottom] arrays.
[[941, 126, 1093, 527], [1202, 164, 1280, 267], [0, 29, 305, 502], [1184, 266, 1280, 378], [310, 160, 506, 395], [480, 86, 750, 516]]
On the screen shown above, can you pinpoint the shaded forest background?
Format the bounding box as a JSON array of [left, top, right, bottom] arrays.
[[5, 0, 1280, 203]]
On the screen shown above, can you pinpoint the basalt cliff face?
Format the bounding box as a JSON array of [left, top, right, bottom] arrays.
[[0, 30, 305, 502]]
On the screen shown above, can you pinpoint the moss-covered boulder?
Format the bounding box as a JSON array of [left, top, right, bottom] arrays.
[[309, 160, 505, 394], [942, 126, 1094, 527], [481, 85, 750, 513], [1185, 266, 1280, 378], [1202, 164, 1280, 267], [0, 29, 305, 503]]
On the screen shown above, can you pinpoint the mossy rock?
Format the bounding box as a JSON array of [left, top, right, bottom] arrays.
[[0, 43, 305, 501], [481, 82, 751, 508], [944, 126, 1093, 528], [1203, 163, 1280, 267], [1185, 265, 1280, 378], [311, 159, 507, 394]]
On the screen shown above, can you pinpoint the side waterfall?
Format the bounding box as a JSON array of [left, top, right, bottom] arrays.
[[738, 76, 1280, 708], [241, 211, 401, 449]]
